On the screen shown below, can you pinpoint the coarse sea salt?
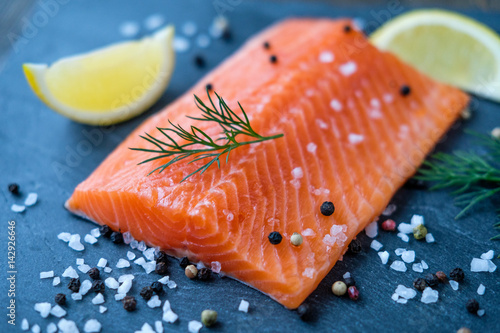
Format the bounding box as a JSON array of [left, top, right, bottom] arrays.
[[105, 277, 119, 289], [330, 99, 343, 111], [477, 309, 485, 317], [343, 272, 351, 279], [21, 318, 29, 330], [68, 234, 84, 251], [188, 321, 203, 333], [173, 36, 190, 53], [477, 284, 486, 295], [78, 264, 91, 273], [147, 295, 162, 308], [57, 232, 72, 242], [421, 260, 429, 270], [382, 204, 397, 216], [391, 293, 399, 302], [425, 233, 435, 243], [143, 248, 156, 261], [99, 306, 107, 313], [92, 293, 105, 305], [378, 251, 389, 265], [395, 248, 406, 256], [50, 305, 67, 318], [126, 251, 136, 261], [11, 204, 26, 213], [390, 260, 407, 272], [339, 61, 357, 76], [58, 319, 78, 333], [471, 258, 489, 272], [31, 324, 41, 333], [397, 233, 409, 243], [114, 293, 126, 301], [79, 280, 92, 295], [84, 319, 102, 333], [53, 276, 61, 286], [47, 323, 57, 333], [119, 21, 139, 37], [71, 293, 82, 301], [104, 267, 112, 273], [118, 274, 135, 282], [238, 299, 250, 313], [487, 260, 497, 272], [116, 259, 130, 268], [76, 258, 84, 265], [138, 241, 147, 252], [40, 271, 54, 279], [62, 266, 79, 279], [397, 298, 408, 304], [421, 287, 438, 304], [370, 240, 383, 251], [302, 228, 315, 237], [412, 263, 423, 273], [24, 192, 38, 206], [97, 258, 107, 268], [319, 51, 334, 63], [395, 285, 417, 299], [401, 250, 415, 263], [480, 250, 494, 260], [397, 223, 413, 234], [211, 261, 221, 273], [307, 142, 317, 153], [365, 221, 378, 238], [145, 14, 165, 31], [90, 228, 101, 238], [138, 323, 155, 333], [158, 276, 169, 284], [181, 20, 197, 36], [291, 167, 303, 179], [167, 280, 177, 289], [196, 34, 211, 48], [34, 302, 51, 318], [410, 214, 424, 227], [163, 309, 178, 323], [155, 321, 163, 333], [348, 133, 364, 144], [84, 234, 98, 244], [123, 231, 134, 245], [118, 279, 133, 294], [143, 261, 156, 274], [135, 257, 147, 266]]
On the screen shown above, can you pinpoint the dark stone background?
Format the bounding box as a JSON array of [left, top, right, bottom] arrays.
[[0, 1, 498, 332]]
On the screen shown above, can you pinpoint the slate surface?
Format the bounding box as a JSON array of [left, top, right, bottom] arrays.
[[1, 1, 499, 332]]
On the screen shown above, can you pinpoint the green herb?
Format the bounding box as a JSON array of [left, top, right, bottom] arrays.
[[130, 89, 284, 182], [417, 131, 500, 240]]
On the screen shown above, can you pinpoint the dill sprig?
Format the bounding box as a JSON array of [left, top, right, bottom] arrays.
[[130, 89, 284, 182], [417, 131, 500, 239]]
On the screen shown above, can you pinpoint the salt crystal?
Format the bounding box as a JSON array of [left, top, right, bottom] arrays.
[[487, 260, 497, 272], [162, 300, 171, 312], [104, 267, 112, 273], [144, 14, 165, 31], [401, 250, 415, 263], [330, 99, 343, 111], [122, 232, 133, 245], [196, 34, 211, 48], [382, 204, 397, 216], [188, 321, 203, 333], [68, 234, 84, 251], [238, 299, 250, 313], [21, 318, 29, 331], [182, 21, 197, 36], [114, 293, 126, 301], [58, 232, 72, 242], [90, 228, 101, 238], [11, 204, 25, 213], [323, 234, 336, 246], [319, 51, 334, 63], [78, 264, 91, 273], [84, 234, 98, 244], [211, 261, 221, 273], [58, 319, 78, 333], [116, 259, 130, 268], [421, 287, 439, 304], [302, 228, 315, 237], [209, 15, 229, 38], [84, 319, 102, 333], [143, 248, 156, 261], [471, 258, 489, 272], [391, 293, 399, 302], [167, 280, 177, 289], [76, 258, 84, 265], [378, 251, 389, 265], [477, 284, 486, 295], [339, 61, 357, 76], [397, 298, 408, 304], [47, 323, 57, 333], [79, 279, 92, 295], [155, 321, 163, 333], [62, 266, 79, 279], [99, 306, 107, 313], [140, 323, 155, 333], [365, 221, 378, 238], [97, 258, 107, 268], [397, 223, 413, 234], [196, 262, 206, 269], [119, 21, 139, 37], [397, 233, 409, 242], [118, 274, 135, 282], [105, 277, 119, 289], [425, 233, 435, 243], [291, 167, 303, 179], [348, 133, 364, 144], [307, 142, 317, 153], [370, 240, 383, 251], [53, 276, 61, 286], [147, 295, 162, 308], [395, 285, 417, 299], [92, 293, 104, 305], [370, 98, 381, 108], [477, 309, 485, 317], [383, 93, 394, 103], [343, 272, 351, 279], [143, 261, 157, 274], [24, 192, 38, 206], [412, 263, 423, 273], [126, 251, 136, 260], [50, 305, 67, 318], [410, 215, 424, 227], [137, 241, 147, 252], [163, 309, 178, 323], [134, 257, 147, 266], [395, 248, 406, 256], [71, 293, 82, 301], [421, 260, 429, 270], [390, 260, 407, 272], [31, 324, 41, 333], [40, 271, 54, 279], [173, 36, 190, 53], [316, 119, 329, 129], [118, 279, 133, 294], [34, 302, 51, 318], [480, 250, 494, 260]]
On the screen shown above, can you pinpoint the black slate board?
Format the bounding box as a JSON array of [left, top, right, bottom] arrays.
[[1, 1, 499, 332]]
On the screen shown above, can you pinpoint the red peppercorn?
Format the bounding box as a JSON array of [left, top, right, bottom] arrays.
[[381, 219, 396, 231], [347, 286, 359, 300]]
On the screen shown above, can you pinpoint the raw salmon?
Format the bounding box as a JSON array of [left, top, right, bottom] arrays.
[[66, 19, 469, 308]]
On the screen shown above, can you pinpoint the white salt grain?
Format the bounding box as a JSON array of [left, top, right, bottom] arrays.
[[410, 214, 424, 227], [412, 263, 423, 273], [139, 323, 155, 333], [62, 266, 79, 279], [68, 234, 84, 251], [134, 257, 147, 266], [22, 318, 29, 331], [53, 276, 61, 286], [144, 14, 164, 31], [31, 325, 40, 333], [477, 284, 486, 295], [90, 228, 101, 238], [480, 250, 494, 260], [397, 223, 413, 234], [319, 51, 334, 63], [76, 258, 84, 265], [238, 299, 249, 313], [119, 21, 139, 37], [449, 281, 458, 291], [50, 305, 67, 318], [104, 277, 119, 289], [155, 320, 163, 333], [395, 248, 406, 256], [182, 21, 197, 36], [40, 271, 54, 279], [397, 233, 409, 243], [302, 228, 315, 237], [330, 99, 343, 111], [79, 280, 92, 295], [291, 167, 303, 179], [58, 232, 72, 242], [343, 272, 351, 279], [114, 293, 126, 301], [196, 34, 211, 48], [58, 319, 78, 333], [143, 248, 156, 261], [143, 261, 157, 274], [24, 192, 38, 206], [395, 285, 417, 299], [397, 298, 408, 304], [118, 279, 133, 294], [47, 323, 57, 333], [365, 221, 378, 238], [339, 61, 357, 76], [84, 319, 102, 333], [147, 295, 162, 308], [382, 204, 397, 216], [116, 259, 130, 268], [92, 293, 105, 305], [477, 309, 485, 317], [370, 240, 383, 251], [122, 231, 133, 245], [84, 234, 98, 244], [34, 302, 51, 318], [104, 267, 112, 273], [11, 204, 26, 213], [173, 36, 190, 53], [401, 250, 415, 263], [163, 309, 178, 323], [306, 143, 317, 153], [471, 258, 489, 272], [425, 233, 435, 243], [71, 293, 82, 301], [78, 264, 91, 273], [421, 260, 429, 270], [348, 133, 364, 144], [188, 321, 203, 333], [118, 274, 135, 283], [138, 241, 147, 252], [391, 293, 399, 302], [390, 260, 407, 272], [378, 251, 389, 265], [211, 261, 221, 273], [487, 259, 497, 272], [421, 287, 439, 304], [126, 251, 136, 260], [97, 258, 107, 268]]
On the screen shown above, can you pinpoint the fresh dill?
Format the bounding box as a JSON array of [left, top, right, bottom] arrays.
[[130, 89, 284, 182], [417, 131, 500, 240]]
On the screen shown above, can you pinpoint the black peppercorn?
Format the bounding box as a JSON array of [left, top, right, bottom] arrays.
[[450, 268, 465, 282], [466, 299, 479, 314], [55, 293, 66, 306], [413, 278, 427, 292], [270, 55, 278, 64], [155, 251, 169, 264], [180, 257, 190, 268], [400, 85, 411, 97], [110, 231, 123, 244], [296, 303, 309, 319], [194, 55, 206, 68], [343, 25, 352, 33], [222, 29, 232, 41], [425, 273, 439, 288], [67, 278, 81, 293], [198, 268, 211, 281], [344, 276, 355, 287], [140, 286, 154, 300], [99, 225, 113, 238], [151, 281, 163, 294], [155, 261, 168, 275], [8, 183, 19, 195], [263, 41, 270, 49], [348, 239, 362, 254], [88, 267, 100, 280], [205, 83, 213, 91], [92, 280, 105, 293], [122, 296, 137, 311], [320, 201, 335, 216], [403, 178, 427, 190], [268, 231, 282, 245]]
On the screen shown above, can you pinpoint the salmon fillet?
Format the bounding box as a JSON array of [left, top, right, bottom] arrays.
[[66, 19, 469, 308]]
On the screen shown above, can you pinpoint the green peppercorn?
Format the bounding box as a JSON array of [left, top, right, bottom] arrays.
[[413, 224, 427, 240], [201, 309, 218, 327], [290, 232, 303, 246], [332, 281, 347, 296]]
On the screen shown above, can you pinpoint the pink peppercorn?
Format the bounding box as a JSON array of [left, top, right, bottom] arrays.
[[381, 219, 396, 231], [348, 286, 359, 300]]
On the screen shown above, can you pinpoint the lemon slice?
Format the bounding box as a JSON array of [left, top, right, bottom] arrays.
[[371, 9, 500, 102], [23, 25, 175, 125]]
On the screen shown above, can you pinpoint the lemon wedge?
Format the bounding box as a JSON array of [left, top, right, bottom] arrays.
[[371, 9, 500, 102], [23, 25, 175, 125]]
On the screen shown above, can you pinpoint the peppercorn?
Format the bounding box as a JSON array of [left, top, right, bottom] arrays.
[[180, 257, 190, 269], [400, 85, 411, 96], [155, 251, 169, 264], [456, 328, 472, 333], [110, 231, 123, 244], [413, 224, 428, 240], [435, 271, 447, 283], [270, 55, 278, 64], [198, 267, 211, 280], [155, 261, 168, 275], [343, 25, 352, 33], [413, 278, 427, 292], [347, 286, 359, 300], [8, 183, 19, 195], [381, 219, 396, 231], [221, 29, 232, 41], [403, 178, 427, 190], [290, 232, 303, 246], [92, 280, 105, 293], [99, 225, 113, 238], [140, 286, 154, 300], [425, 273, 439, 288], [344, 276, 355, 287], [67, 278, 81, 293], [88, 267, 100, 280], [151, 281, 163, 294], [466, 299, 479, 314], [185, 265, 198, 279], [201, 309, 218, 327], [55, 293, 66, 306], [296, 303, 309, 319], [122, 296, 137, 311], [194, 55, 206, 68], [332, 281, 347, 296], [348, 239, 362, 254], [268, 231, 282, 245], [263, 41, 270, 49], [450, 268, 465, 282], [320, 201, 335, 216], [205, 83, 213, 91]]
